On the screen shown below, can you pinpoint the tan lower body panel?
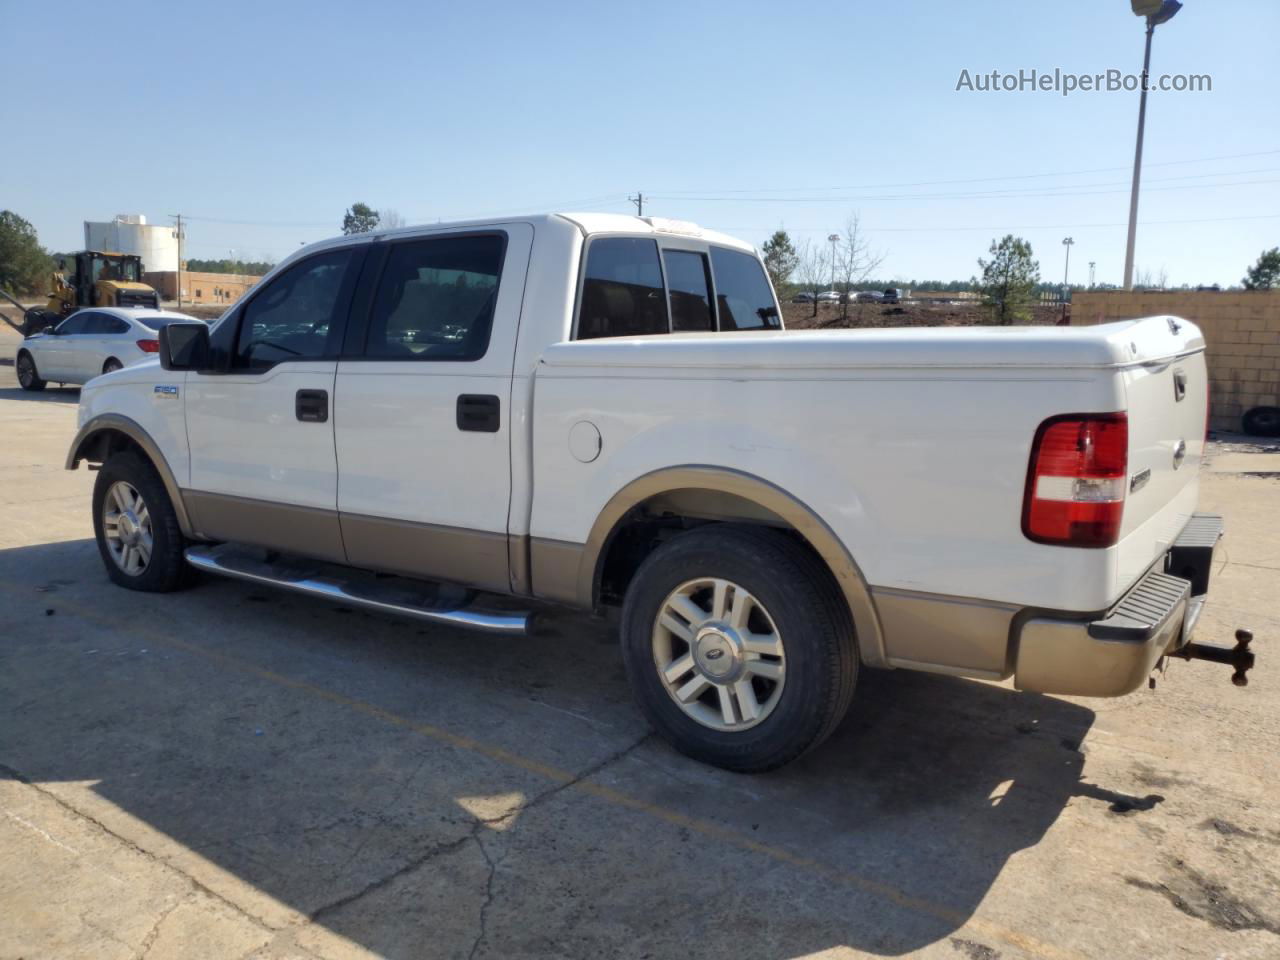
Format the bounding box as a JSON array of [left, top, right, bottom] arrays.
[[340, 513, 510, 594], [183, 490, 346, 563], [181, 491, 512, 593], [871, 586, 1018, 679], [529, 537, 587, 605]]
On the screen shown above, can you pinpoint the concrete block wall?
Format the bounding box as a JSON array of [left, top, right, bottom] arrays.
[[1070, 290, 1280, 432]]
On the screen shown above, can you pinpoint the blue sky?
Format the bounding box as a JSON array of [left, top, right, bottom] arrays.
[[3, 0, 1277, 286]]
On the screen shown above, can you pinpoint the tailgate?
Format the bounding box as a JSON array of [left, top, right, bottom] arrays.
[[1115, 316, 1208, 594]]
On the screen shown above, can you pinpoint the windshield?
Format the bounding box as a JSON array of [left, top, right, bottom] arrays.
[[90, 256, 141, 284]]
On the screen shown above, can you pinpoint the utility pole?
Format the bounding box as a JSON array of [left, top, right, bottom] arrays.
[[1088, 261, 1097, 288], [629, 193, 645, 216], [170, 213, 184, 307], [1062, 237, 1075, 288]]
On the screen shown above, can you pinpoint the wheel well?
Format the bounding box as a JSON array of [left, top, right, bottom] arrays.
[[595, 489, 833, 608], [102, 357, 120, 372], [73, 428, 147, 469]]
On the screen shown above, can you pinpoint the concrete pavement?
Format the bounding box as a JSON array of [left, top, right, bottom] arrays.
[[1, 364, 1277, 960]]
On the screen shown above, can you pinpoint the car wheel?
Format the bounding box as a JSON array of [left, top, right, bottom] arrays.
[[1242, 406, 1280, 438], [102, 357, 123, 374], [92, 451, 194, 592], [620, 525, 857, 772], [16, 351, 47, 392]]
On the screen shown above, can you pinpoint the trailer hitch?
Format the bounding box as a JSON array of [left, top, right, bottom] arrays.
[[1174, 629, 1256, 687]]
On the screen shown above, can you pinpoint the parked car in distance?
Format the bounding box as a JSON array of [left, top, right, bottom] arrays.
[[854, 290, 883, 303], [68, 213, 1233, 773], [17, 307, 204, 391], [791, 292, 816, 303], [881, 288, 904, 304], [816, 290, 841, 302]]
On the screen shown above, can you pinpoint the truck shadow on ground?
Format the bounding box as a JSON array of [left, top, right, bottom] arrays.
[[0, 537, 1161, 958], [0, 386, 80, 404]]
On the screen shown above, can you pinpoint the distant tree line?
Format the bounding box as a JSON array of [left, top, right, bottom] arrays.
[[185, 258, 276, 276]]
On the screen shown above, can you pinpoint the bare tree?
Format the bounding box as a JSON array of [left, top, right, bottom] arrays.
[[381, 208, 407, 230], [794, 239, 828, 318], [1134, 266, 1169, 290], [835, 213, 885, 323]]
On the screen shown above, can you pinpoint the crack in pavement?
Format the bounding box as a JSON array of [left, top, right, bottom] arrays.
[[309, 731, 653, 932], [134, 894, 189, 960], [467, 831, 502, 960], [0, 761, 282, 938]]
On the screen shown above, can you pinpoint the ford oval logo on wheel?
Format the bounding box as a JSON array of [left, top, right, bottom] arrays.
[[1172, 439, 1187, 470], [705, 648, 725, 660]]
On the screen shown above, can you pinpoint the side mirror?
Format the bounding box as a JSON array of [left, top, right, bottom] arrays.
[[159, 322, 210, 371]]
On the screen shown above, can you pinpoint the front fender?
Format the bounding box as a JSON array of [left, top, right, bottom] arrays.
[[67, 412, 195, 538]]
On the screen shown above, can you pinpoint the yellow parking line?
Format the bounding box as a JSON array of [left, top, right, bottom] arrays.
[[3, 580, 1084, 960]]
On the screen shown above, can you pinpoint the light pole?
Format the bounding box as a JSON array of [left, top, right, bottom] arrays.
[[1088, 261, 1097, 288], [827, 234, 839, 293], [1123, 0, 1183, 290], [1062, 237, 1075, 288]]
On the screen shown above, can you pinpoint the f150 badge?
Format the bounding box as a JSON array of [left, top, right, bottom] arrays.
[[154, 385, 179, 400]]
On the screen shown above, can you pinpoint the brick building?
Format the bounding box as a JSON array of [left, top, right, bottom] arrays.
[[144, 270, 262, 306]]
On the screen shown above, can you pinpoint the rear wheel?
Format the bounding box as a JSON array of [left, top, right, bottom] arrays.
[[16, 351, 46, 391], [102, 357, 122, 375], [620, 525, 857, 772], [92, 451, 194, 592]]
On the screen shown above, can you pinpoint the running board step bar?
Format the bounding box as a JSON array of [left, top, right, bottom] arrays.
[[184, 544, 535, 637]]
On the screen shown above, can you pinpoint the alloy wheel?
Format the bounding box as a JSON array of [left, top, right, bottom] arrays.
[[102, 481, 153, 575], [651, 577, 786, 731]]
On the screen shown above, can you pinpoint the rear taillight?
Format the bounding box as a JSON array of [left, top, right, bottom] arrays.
[[1023, 413, 1128, 548], [136, 339, 160, 353]]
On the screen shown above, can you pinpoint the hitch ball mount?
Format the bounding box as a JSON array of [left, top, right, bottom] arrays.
[[1173, 629, 1256, 687]]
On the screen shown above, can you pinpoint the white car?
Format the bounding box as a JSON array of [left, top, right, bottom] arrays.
[[68, 213, 1237, 772], [17, 308, 203, 390]]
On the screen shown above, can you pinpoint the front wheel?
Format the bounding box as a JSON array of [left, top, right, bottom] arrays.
[[620, 525, 857, 772], [16, 352, 46, 391], [92, 451, 194, 592]]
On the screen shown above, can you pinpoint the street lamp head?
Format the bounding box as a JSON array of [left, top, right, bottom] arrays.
[[1063, 237, 1074, 246], [827, 234, 840, 243], [1133, 0, 1182, 25], [1150, 0, 1182, 25]]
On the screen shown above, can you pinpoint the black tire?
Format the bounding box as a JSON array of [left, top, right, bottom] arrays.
[[16, 351, 47, 391], [620, 525, 857, 773], [92, 451, 194, 592], [1242, 406, 1280, 438], [102, 357, 123, 374]]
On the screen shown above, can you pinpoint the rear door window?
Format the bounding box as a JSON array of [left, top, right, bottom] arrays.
[[577, 238, 669, 339], [662, 250, 715, 332], [364, 234, 504, 361], [709, 247, 781, 330]]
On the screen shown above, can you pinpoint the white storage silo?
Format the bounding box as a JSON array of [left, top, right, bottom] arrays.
[[83, 214, 181, 273]]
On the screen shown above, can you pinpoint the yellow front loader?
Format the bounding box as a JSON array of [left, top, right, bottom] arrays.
[[2, 251, 161, 335]]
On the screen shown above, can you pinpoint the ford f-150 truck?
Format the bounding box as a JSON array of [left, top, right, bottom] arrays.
[[66, 213, 1243, 772]]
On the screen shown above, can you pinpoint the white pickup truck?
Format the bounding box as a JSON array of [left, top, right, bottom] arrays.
[[67, 213, 1243, 772]]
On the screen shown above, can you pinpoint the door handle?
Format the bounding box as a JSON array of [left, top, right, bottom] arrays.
[[456, 394, 500, 433], [295, 389, 329, 423], [1173, 368, 1188, 402]]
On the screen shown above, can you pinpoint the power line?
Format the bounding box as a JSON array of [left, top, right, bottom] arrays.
[[710, 212, 1280, 235], [649, 148, 1280, 196], [649, 176, 1280, 204]]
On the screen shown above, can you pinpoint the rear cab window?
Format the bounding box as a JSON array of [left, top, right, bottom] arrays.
[[575, 236, 780, 340]]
